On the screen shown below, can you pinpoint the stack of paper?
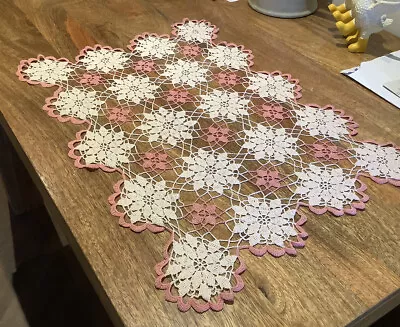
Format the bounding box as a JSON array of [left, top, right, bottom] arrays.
[[341, 50, 400, 109]]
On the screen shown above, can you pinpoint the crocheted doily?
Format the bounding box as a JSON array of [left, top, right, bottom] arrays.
[[17, 19, 400, 313]]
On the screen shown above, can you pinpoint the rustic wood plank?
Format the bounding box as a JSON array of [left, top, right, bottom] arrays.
[[0, 0, 399, 326]]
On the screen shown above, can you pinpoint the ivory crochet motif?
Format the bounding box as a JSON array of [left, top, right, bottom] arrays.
[[16, 18, 400, 313]]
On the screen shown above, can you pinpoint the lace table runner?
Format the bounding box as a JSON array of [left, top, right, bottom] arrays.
[[17, 19, 400, 313]]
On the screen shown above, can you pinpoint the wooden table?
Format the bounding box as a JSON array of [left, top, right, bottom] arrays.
[[1, 0, 399, 326]]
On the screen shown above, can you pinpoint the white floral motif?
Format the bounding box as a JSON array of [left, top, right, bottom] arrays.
[[161, 59, 208, 87], [233, 197, 297, 247], [23, 59, 73, 84], [206, 46, 249, 69], [295, 164, 359, 209], [248, 73, 295, 101], [80, 49, 130, 73], [176, 21, 214, 43], [242, 125, 299, 161], [166, 235, 237, 301], [198, 90, 249, 121], [354, 143, 400, 180], [75, 126, 134, 168], [134, 36, 176, 59], [294, 106, 349, 139], [107, 75, 159, 104], [180, 149, 241, 194], [118, 176, 179, 226], [53, 88, 104, 120], [138, 107, 198, 146]]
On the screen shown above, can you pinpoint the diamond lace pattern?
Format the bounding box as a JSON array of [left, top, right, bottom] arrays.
[[17, 18, 400, 312]]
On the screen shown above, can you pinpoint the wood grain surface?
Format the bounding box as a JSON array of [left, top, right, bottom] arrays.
[[0, 0, 399, 326]]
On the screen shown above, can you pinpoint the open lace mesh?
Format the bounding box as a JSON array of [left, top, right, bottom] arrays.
[[17, 18, 400, 312]]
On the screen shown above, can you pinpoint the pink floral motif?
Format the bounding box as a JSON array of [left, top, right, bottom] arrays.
[[182, 45, 202, 57], [133, 60, 156, 73], [254, 168, 281, 190], [257, 104, 287, 121], [166, 89, 192, 104], [216, 72, 240, 86], [311, 142, 347, 161], [205, 125, 231, 144], [142, 152, 169, 171], [107, 107, 132, 124], [191, 203, 218, 226], [79, 73, 103, 85]]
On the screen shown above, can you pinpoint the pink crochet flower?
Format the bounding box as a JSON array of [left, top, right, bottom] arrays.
[[191, 203, 218, 226], [182, 45, 202, 57], [205, 126, 230, 144], [166, 89, 191, 104], [133, 60, 155, 73], [216, 72, 240, 86], [311, 143, 346, 161], [107, 107, 132, 123], [79, 73, 103, 85], [254, 169, 281, 189], [142, 152, 169, 171], [257, 104, 286, 121]]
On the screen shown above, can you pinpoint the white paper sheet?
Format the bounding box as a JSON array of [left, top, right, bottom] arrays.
[[341, 50, 400, 109]]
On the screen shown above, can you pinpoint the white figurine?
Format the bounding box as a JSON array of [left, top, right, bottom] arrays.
[[329, 1, 400, 52]]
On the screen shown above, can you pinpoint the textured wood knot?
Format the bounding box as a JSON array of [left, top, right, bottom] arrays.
[[258, 285, 269, 299]]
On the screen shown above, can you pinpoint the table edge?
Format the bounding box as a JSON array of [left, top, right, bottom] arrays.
[[0, 111, 124, 327]]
